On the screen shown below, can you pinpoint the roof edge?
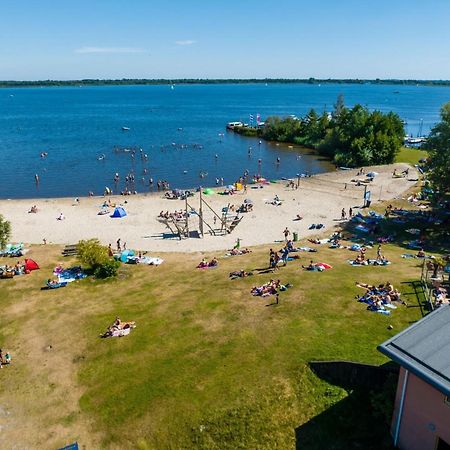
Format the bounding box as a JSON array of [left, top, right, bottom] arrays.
[[378, 344, 450, 397]]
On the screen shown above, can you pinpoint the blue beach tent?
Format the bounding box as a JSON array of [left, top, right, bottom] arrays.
[[110, 206, 127, 218]]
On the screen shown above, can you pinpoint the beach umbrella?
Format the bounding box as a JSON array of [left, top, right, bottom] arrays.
[[367, 171, 378, 177], [227, 184, 235, 189], [203, 188, 214, 195]]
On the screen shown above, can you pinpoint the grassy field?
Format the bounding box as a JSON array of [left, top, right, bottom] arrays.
[[395, 146, 427, 165], [0, 202, 441, 449]]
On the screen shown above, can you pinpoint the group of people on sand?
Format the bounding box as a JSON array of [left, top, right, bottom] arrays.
[[341, 207, 353, 220], [0, 348, 12, 368], [159, 210, 188, 221], [392, 168, 409, 178], [197, 257, 218, 269]]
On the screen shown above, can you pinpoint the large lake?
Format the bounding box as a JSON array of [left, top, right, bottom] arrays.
[[0, 83, 449, 198]]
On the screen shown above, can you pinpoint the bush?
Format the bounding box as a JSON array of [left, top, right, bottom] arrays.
[[0, 214, 11, 250], [77, 238, 119, 278], [94, 259, 120, 279]]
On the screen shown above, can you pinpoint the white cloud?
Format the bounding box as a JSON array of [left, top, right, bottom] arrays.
[[175, 40, 196, 46], [75, 47, 145, 54]]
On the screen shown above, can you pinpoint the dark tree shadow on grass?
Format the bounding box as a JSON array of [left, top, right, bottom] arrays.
[[295, 389, 394, 450], [341, 205, 450, 256], [295, 362, 398, 450]]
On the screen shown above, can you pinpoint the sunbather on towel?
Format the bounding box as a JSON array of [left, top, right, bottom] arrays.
[[302, 260, 324, 271], [101, 317, 136, 338], [251, 279, 280, 296], [230, 270, 253, 279]]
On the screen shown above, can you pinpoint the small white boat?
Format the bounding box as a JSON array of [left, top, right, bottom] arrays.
[[122, 126, 130, 131]]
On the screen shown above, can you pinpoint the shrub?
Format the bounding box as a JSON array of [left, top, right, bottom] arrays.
[[77, 238, 119, 279], [0, 214, 11, 250], [94, 259, 120, 279], [78, 239, 109, 267]]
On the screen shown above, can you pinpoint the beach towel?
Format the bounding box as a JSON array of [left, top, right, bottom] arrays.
[[367, 259, 391, 266], [348, 260, 368, 266], [111, 328, 131, 337], [138, 256, 164, 266]]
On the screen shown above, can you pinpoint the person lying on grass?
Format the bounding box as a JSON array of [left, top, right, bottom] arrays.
[[251, 279, 291, 296], [229, 269, 253, 279], [228, 247, 252, 256], [197, 257, 218, 269], [356, 281, 405, 305], [251, 279, 280, 297], [0, 349, 11, 368], [100, 317, 136, 338]]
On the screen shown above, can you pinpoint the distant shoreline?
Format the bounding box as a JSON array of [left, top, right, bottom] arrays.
[[1, 78, 450, 88]]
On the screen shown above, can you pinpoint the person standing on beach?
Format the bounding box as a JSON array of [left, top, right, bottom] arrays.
[[116, 238, 121, 251], [341, 208, 346, 220], [283, 227, 290, 242], [349, 207, 353, 217]]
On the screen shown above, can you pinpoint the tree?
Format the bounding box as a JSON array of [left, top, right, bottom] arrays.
[[0, 214, 11, 250], [77, 238, 120, 278], [333, 93, 345, 118], [425, 102, 450, 194]]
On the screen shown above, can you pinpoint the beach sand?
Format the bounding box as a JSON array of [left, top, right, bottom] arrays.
[[0, 164, 418, 253]]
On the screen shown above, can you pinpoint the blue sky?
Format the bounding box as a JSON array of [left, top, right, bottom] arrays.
[[1, 0, 449, 80]]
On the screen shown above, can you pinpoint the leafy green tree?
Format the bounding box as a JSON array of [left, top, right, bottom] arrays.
[[0, 214, 11, 250], [259, 96, 403, 167], [319, 104, 403, 166], [425, 102, 450, 194], [77, 238, 120, 278]]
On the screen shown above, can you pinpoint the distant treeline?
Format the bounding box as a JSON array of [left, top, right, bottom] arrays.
[[1, 78, 450, 88]]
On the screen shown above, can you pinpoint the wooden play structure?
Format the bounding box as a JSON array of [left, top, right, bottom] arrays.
[[158, 190, 243, 240]]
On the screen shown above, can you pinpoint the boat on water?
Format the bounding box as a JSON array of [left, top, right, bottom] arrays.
[[122, 126, 130, 131], [226, 121, 244, 130]]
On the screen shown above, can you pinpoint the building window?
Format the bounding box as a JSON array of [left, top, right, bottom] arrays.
[[445, 396, 450, 407]]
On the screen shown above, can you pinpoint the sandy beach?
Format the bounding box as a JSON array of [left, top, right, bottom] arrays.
[[0, 163, 418, 253]]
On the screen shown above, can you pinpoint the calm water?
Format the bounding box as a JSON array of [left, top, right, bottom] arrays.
[[0, 83, 449, 199]]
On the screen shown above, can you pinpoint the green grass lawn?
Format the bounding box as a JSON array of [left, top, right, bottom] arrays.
[[395, 146, 427, 165], [1, 233, 434, 449]]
